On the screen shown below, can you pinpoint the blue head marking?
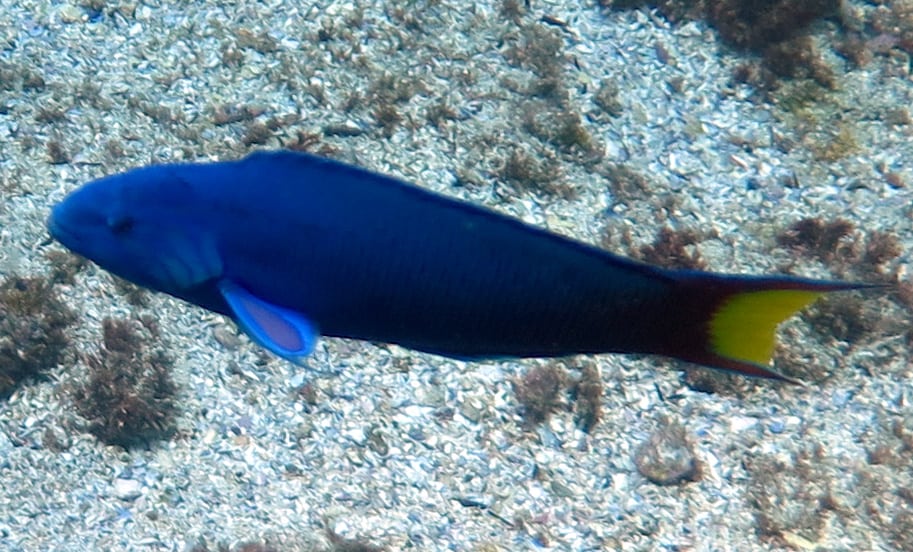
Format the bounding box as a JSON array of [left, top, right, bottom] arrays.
[[47, 164, 223, 294]]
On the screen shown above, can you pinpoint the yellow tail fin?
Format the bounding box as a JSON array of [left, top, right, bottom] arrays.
[[666, 274, 873, 382], [709, 289, 824, 368]]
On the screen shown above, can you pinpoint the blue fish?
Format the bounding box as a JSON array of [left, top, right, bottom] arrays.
[[47, 151, 866, 382]]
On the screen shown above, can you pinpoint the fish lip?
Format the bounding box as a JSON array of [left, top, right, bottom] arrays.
[[46, 206, 78, 249]]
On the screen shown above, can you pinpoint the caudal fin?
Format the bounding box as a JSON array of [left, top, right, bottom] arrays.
[[665, 274, 873, 383]]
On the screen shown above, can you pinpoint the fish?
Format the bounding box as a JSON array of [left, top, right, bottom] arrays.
[[47, 150, 868, 382]]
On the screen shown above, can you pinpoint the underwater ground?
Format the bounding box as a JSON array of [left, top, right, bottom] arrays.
[[0, 1, 911, 550]]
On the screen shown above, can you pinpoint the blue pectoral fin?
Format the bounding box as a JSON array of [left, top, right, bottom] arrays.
[[217, 280, 318, 365]]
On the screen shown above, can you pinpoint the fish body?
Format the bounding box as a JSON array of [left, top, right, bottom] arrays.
[[48, 151, 862, 381]]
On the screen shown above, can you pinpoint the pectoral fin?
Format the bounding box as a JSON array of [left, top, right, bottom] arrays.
[[218, 280, 317, 364]]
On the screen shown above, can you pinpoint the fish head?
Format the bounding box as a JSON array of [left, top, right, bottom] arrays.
[[47, 163, 223, 295]]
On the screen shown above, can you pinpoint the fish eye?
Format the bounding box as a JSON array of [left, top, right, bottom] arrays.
[[107, 214, 134, 235]]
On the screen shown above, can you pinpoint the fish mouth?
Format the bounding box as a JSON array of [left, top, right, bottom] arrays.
[[46, 205, 80, 251]]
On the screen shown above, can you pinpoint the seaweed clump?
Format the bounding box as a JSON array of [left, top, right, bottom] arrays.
[[707, 0, 839, 51], [776, 217, 855, 264], [745, 444, 837, 544], [506, 24, 600, 158], [862, 231, 903, 270], [805, 295, 879, 345], [862, 414, 913, 551], [745, 418, 913, 549], [513, 362, 604, 432], [0, 275, 76, 397], [599, 0, 842, 87], [494, 147, 569, 198], [633, 226, 707, 270], [71, 317, 177, 447], [571, 363, 603, 433], [513, 363, 568, 426], [777, 218, 904, 279], [682, 365, 751, 395], [480, 22, 602, 200], [45, 250, 88, 285]]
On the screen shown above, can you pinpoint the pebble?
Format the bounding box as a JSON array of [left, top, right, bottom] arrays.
[[633, 420, 700, 486], [113, 478, 142, 501], [730, 415, 758, 433]]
